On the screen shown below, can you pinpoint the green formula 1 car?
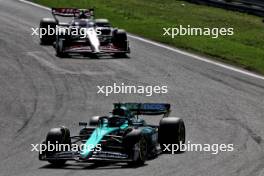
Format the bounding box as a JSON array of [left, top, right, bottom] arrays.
[[39, 103, 185, 166]]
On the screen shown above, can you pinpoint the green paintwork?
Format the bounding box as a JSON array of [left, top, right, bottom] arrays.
[[80, 120, 128, 158]]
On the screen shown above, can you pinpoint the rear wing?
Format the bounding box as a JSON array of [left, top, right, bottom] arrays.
[[51, 8, 94, 18], [113, 103, 171, 117]]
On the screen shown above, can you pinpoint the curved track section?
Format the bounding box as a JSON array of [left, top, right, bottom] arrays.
[[0, 0, 263, 176]]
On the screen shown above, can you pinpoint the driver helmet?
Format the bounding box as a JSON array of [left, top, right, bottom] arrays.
[[112, 107, 129, 117], [78, 11, 87, 19]]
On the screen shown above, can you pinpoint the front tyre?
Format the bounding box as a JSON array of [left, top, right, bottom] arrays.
[[130, 136, 148, 165], [39, 18, 57, 45], [45, 126, 71, 166], [55, 38, 67, 58], [112, 29, 129, 52], [124, 130, 147, 166]]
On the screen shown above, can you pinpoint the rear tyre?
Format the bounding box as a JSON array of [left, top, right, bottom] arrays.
[[159, 117, 185, 153], [45, 126, 71, 166], [39, 18, 57, 45]]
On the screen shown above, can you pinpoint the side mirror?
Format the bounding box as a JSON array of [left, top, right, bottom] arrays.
[[79, 122, 88, 127]]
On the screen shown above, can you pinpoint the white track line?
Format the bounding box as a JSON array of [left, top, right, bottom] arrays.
[[19, 0, 50, 10], [19, 0, 264, 80]]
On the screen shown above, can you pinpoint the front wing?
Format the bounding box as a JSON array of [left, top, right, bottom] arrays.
[[39, 150, 131, 163], [63, 44, 130, 54]]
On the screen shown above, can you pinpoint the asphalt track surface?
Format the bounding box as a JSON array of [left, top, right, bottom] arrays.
[[0, 0, 264, 176]]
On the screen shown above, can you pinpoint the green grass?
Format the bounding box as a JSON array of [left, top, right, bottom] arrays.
[[34, 0, 264, 74]]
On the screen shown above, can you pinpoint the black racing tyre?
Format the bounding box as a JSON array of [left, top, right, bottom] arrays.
[[38, 140, 46, 161], [112, 29, 129, 51], [39, 18, 57, 45], [131, 136, 147, 165], [45, 126, 71, 166], [123, 129, 147, 166], [55, 38, 67, 58], [158, 117, 185, 153]]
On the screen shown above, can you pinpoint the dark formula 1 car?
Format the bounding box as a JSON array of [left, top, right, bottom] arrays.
[[39, 8, 130, 57], [39, 103, 185, 166]]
